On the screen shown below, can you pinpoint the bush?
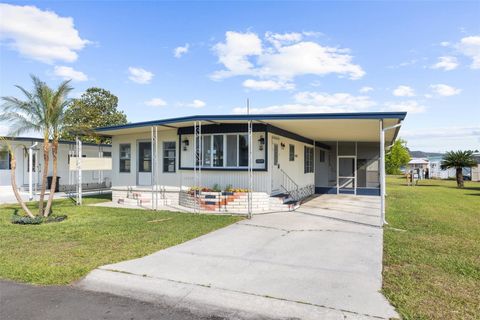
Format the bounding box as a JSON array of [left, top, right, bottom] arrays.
[[11, 212, 68, 225]]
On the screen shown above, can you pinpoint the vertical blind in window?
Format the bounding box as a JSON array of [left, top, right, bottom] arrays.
[[119, 144, 131, 173], [163, 141, 176, 172], [304, 146, 314, 173]]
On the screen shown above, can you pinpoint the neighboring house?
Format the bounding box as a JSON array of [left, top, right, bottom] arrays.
[[95, 112, 406, 212], [407, 158, 429, 171], [472, 153, 480, 182], [429, 154, 477, 180], [0, 137, 112, 191]]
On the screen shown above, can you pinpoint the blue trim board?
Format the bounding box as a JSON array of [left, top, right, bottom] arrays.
[[95, 112, 407, 132], [315, 187, 380, 196], [1, 136, 111, 147]]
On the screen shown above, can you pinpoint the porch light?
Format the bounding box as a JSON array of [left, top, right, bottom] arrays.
[[182, 139, 189, 151], [280, 142, 285, 150], [258, 136, 265, 151]]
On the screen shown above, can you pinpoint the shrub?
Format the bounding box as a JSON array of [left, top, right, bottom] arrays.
[[212, 183, 221, 192], [11, 212, 67, 225]]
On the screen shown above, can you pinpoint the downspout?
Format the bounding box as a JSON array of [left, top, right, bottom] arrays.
[[28, 142, 38, 200], [380, 121, 403, 226]]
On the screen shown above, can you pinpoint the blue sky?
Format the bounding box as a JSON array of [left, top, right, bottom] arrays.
[[0, 1, 479, 152]]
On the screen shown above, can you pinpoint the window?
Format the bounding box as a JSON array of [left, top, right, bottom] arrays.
[[202, 135, 211, 166], [289, 144, 295, 161], [226, 135, 238, 166], [27, 153, 37, 172], [138, 142, 151, 172], [119, 144, 131, 173], [163, 142, 176, 172], [304, 146, 314, 173], [319, 150, 325, 163], [213, 135, 224, 167], [238, 134, 248, 167], [0, 150, 10, 170], [102, 151, 112, 157], [187, 133, 256, 168]]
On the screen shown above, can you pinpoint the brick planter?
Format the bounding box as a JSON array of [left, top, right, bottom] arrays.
[[179, 191, 270, 213]]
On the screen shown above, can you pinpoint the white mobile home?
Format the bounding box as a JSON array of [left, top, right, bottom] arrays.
[[95, 112, 406, 213], [0, 137, 112, 191]]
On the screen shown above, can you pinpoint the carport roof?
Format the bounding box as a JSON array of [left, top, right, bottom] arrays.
[[95, 112, 406, 144]]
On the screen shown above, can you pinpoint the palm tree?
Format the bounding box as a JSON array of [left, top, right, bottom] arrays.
[[1, 76, 72, 216], [43, 81, 73, 216], [0, 138, 35, 218], [441, 150, 477, 188]]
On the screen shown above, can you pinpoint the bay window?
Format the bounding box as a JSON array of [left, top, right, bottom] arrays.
[[189, 133, 255, 168]]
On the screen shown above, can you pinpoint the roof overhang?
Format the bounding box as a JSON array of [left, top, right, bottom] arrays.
[[95, 112, 406, 145]]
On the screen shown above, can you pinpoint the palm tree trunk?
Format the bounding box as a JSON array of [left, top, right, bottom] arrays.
[[44, 137, 59, 217], [38, 135, 50, 215], [9, 148, 35, 218], [456, 167, 464, 188]]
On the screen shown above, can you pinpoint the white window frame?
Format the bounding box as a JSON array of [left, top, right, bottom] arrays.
[[193, 133, 253, 169]]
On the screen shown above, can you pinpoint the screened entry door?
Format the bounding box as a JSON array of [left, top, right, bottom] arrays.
[[337, 156, 356, 194], [137, 141, 152, 186], [271, 141, 282, 195]]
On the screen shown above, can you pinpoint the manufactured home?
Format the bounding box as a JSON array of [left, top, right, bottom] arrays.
[[95, 112, 406, 213], [0, 137, 112, 192]]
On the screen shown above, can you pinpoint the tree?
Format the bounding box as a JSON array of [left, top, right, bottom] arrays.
[[1, 76, 73, 217], [43, 81, 74, 216], [1, 76, 59, 215], [60, 88, 127, 144], [0, 138, 35, 218], [441, 150, 477, 188], [386, 139, 411, 174]]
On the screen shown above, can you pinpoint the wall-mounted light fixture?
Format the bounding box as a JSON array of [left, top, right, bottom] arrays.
[[280, 142, 286, 150], [258, 136, 265, 151], [182, 139, 189, 151]]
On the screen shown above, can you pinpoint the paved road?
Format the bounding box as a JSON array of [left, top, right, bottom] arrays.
[[0, 280, 256, 320]]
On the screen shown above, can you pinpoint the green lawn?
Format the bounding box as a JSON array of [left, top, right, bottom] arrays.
[[0, 195, 242, 285], [383, 176, 480, 320]]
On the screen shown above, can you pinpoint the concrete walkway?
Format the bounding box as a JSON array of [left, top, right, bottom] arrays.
[[78, 195, 398, 320]]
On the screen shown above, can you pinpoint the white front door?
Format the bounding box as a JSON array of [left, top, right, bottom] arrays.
[[271, 140, 282, 194]]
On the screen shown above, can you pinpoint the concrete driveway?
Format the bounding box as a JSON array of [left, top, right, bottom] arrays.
[[78, 195, 398, 320]]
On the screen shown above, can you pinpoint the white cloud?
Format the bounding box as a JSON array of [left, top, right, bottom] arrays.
[[430, 84, 461, 96], [401, 126, 480, 139], [211, 31, 364, 83], [128, 67, 154, 84], [211, 31, 263, 80], [242, 79, 294, 91], [145, 98, 167, 107], [183, 99, 206, 108], [173, 43, 189, 58], [431, 56, 458, 71], [440, 41, 450, 47], [384, 101, 426, 114], [359, 86, 373, 93], [265, 31, 303, 48], [0, 3, 89, 63], [393, 85, 415, 97], [53, 66, 88, 81], [457, 35, 480, 69], [232, 91, 375, 114]]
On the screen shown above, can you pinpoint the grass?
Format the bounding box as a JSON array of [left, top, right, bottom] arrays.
[[383, 176, 480, 320], [0, 195, 242, 285]]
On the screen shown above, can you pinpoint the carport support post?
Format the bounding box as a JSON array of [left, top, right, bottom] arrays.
[[76, 137, 83, 206]]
